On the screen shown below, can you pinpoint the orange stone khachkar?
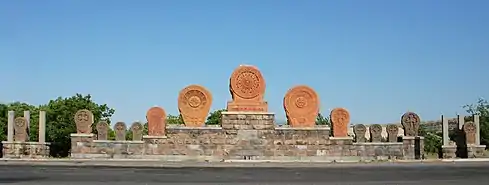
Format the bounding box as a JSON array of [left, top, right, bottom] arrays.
[[146, 106, 166, 136], [330, 107, 350, 137], [227, 65, 268, 112], [283, 85, 319, 128], [178, 84, 213, 127]]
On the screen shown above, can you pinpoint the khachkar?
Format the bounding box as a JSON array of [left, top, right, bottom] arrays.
[[70, 109, 96, 158], [330, 107, 354, 144], [2, 110, 50, 158], [178, 84, 213, 127], [283, 85, 319, 127], [400, 112, 424, 160], [442, 115, 485, 159], [226, 65, 268, 112]]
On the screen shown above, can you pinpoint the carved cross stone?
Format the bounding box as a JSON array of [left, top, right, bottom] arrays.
[[386, 124, 399, 143], [353, 124, 367, 143], [131, 122, 143, 141], [369, 124, 383, 143], [114, 122, 127, 141], [464, 121, 476, 145], [96, 121, 109, 140]]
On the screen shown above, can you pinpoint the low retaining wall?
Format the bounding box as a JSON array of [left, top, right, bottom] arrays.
[[70, 112, 421, 161]]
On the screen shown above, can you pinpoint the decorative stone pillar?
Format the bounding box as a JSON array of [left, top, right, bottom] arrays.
[[7, 111, 14, 142], [465, 115, 486, 158], [441, 115, 456, 159]]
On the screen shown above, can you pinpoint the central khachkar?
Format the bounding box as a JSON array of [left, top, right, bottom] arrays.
[[227, 65, 268, 112]]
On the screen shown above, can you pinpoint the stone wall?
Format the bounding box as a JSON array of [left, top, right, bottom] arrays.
[[2, 142, 50, 159], [70, 112, 422, 161]]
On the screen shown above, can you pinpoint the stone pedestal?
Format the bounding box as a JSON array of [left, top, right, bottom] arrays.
[[402, 136, 424, 160], [70, 133, 95, 158], [467, 145, 486, 158], [442, 145, 457, 159], [1, 141, 50, 158]]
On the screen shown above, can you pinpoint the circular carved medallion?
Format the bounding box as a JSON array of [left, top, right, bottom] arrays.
[[284, 85, 319, 115], [14, 117, 27, 134], [401, 112, 420, 125], [230, 65, 265, 99]]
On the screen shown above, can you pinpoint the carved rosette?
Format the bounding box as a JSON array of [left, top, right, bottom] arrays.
[[463, 122, 476, 145], [14, 117, 27, 142], [146, 106, 166, 136], [114, 122, 127, 141], [330, 108, 350, 137], [74, 109, 93, 134], [401, 112, 420, 137], [96, 121, 109, 140], [178, 85, 212, 127], [353, 124, 367, 143], [229, 65, 265, 101], [283, 85, 319, 128]]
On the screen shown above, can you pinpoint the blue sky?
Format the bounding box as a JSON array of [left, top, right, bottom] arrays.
[[1, 0, 488, 124]]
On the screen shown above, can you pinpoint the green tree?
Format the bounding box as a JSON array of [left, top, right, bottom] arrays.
[[463, 98, 489, 147], [206, 109, 226, 125], [316, 113, 330, 126], [166, 114, 184, 124], [419, 124, 442, 155], [0, 103, 8, 142], [42, 94, 115, 157]]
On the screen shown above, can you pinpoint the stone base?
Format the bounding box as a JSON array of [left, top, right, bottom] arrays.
[[2, 141, 50, 158], [70, 133, 95, 158], [402, 136, 425, 160], [226, 101, 268, 112], [442, 145, 457, 159], [467, 145, 486, 158]]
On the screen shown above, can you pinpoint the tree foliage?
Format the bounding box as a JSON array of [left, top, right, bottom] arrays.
[[206, 109, 226, 125], [316, 113, 330, 126], [463, 98, 489, 147]]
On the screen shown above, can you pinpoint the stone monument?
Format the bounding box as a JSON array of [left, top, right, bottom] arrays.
[[131, 122, 143, 141], [283, 85, 319, 128], [96, 121, 109, 140], [3, 111, 50, 158], [464, 122, 476, 145], [369, 124, 383, 142], [401, 112, 420, 137], [146, 106, 166, 136], [14, 117, 28, 142], [114, 122, 127, 141], [386, 124, 399, 143], [178, 84, 213, 127], [353, 124, 367, 143], [330, 108, 350, 137], [226, 65, 268, 112], [74, 109, 94, 134]]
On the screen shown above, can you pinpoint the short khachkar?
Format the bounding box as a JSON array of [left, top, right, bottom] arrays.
[[463, 121, 476, 145], [227, 65, 268, 112], [386, 124, 399, 142], [74, 109, 94, 134], [130, 122, 143, 141], [146, 106, 166, 136], [330, 107, 350, 137], [114, 122, 127, 141], [283, 85, 319, 128], [369, 124, 383, 142], [178, 85, 212, 127], [401, 112, 420, 137], [14, 117, 28, 142], [96, 121, 109, 140], [353, 124, 367, 143]]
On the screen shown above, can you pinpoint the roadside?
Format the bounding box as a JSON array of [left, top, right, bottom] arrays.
[[1, 158, 489, 168]]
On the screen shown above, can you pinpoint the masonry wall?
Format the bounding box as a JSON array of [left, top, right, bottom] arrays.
[[70, 112, 416, 161]]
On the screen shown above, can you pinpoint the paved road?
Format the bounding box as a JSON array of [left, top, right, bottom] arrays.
[[0, 163, 487, 185]]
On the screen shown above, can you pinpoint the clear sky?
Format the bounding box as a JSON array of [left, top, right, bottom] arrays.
[[1, 0, 488, 125]]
